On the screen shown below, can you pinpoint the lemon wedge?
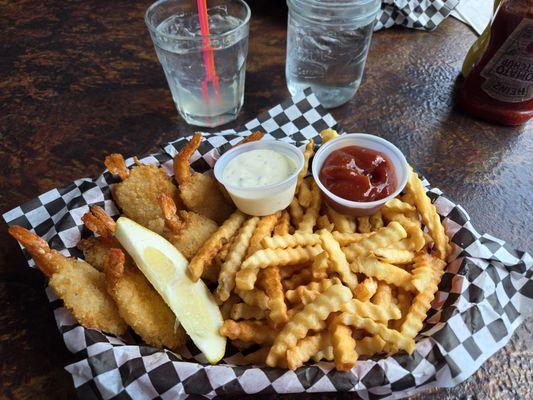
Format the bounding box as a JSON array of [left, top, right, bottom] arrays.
[[114, 217, 226, 363]]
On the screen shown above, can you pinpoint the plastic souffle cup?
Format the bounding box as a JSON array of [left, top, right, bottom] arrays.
[[214, 140, 305, 216], [312, 133, 409, 216]]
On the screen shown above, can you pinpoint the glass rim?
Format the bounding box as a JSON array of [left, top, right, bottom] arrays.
[[144, 0, 251, 41]]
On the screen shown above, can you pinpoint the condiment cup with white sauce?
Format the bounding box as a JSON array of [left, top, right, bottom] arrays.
[[312, 133, 409, 216], [214, 140, 304, 216]]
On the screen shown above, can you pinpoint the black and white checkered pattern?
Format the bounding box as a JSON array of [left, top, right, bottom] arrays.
[[375, 0, 460, 31], [4, 88, 532, 399]]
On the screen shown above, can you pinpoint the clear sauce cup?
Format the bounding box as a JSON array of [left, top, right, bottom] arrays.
[[312, 133, 409, 216], [214, 141, 304, 216]]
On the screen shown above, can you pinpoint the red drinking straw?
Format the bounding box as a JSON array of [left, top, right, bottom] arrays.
[[196, 0, 220, 100]]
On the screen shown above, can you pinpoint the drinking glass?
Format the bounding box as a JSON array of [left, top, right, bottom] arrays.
[[286, 0, 380, 109], [145, 0, 250, 127]]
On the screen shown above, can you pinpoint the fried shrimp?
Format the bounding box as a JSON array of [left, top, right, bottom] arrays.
[[104, 153, 182, 234], [77, 236, 121, 272], [174, 133, 234, 224], [104, 248, 187, 349], [8, 226, 127, 335], [159, 193, 219, 260]]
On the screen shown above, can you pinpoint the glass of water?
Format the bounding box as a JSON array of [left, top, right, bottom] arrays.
[[286, 0, 380, 109], [145, 0, 250, 127]]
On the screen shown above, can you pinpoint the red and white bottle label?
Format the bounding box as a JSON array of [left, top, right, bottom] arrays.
[[481, 18, 533, 103]]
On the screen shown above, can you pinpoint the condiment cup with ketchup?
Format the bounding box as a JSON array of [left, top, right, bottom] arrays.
[[312, 133, 409, 216], [215, 140, 304, 216]]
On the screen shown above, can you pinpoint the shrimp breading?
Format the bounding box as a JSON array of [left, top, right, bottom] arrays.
[[159, 194, 219, 260], [105, 154, 182, 234], [77, 236, 121, 272], [8, 226, 127, 335], [104, 249, 187, 349], [174, 133, 234, 224]]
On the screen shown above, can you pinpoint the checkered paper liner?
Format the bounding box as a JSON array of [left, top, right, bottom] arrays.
[[4, 88, 532, 399], [375, 0, 460, 31]]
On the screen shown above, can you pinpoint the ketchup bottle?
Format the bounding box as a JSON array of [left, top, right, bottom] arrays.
[[458, 0, 533, 126]]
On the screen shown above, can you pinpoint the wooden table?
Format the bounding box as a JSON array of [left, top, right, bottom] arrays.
[[0, 1, 531, 399]]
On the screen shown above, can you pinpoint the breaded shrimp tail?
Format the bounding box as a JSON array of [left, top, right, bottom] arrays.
[[104, 248, 187, 349], [82, 205, 116, 238], [9, 226, 127, 335], [173, 133, 234, 224], [104, 153, 129, 181]]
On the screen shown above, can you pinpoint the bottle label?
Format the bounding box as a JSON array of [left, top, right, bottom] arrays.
[[481, 18, 533, 103]]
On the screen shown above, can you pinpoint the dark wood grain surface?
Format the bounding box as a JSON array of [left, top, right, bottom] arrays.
[[0, 0, 531, 399]]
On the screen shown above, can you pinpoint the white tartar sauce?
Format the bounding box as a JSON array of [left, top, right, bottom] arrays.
[[222, 149, 296, 188]]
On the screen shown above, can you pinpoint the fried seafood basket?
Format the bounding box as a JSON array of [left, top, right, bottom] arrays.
[[4, 89, 532, 399]]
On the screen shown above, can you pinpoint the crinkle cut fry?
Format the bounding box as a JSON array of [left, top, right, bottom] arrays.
[[262, 232, 320, 249], [296, 139, 314, 191], [332, 231, 373, 246], [401, 257, 444, 339], [350, 256, 416, 292], [236, 288, 270, 310], [263, 266, 288, 327], [411, 253, 446, 293], [356, 335, 386, 356], [266, 284, 352, 367], [406, 167, 451, 260], [340, 298, 401, 321], [236, 245, 322, 290], [297, 181, 321, 233], [285, 278, 339, 304], [337, 312, 415, 354], [247, 212, 280, 258], [354, 277, 378, 302], [311, 251, 329, 279], [220, 320, 278, 345], [327, 207, 356, 233], [216, 216, 260, 302], [274, 210, 290, 235], [230, 303, 266, 320], [330, 322, 357, 371], [287, 332, 326, 370], [319, 229, 358, 290], [342, 221, 407, 262], [188, 210, 246, 281], [357, 216, 372, 233]]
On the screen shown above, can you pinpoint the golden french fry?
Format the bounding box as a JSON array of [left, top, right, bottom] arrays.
[[355, 335, 386, 356], [298, 179, 312, 208], [296, 139, 314, 191], [297, 181, 321, 233], [188, 210, 246, 281], [287, 332, 326, 370], [214, 233, 235, 266], [340, 298, 401, 321], [406, 167, 451, 260], [316, 214, 335, 231], [289, 197, 304, 225], [236, 245, 322, 290], [372, 282, 393, 310], [282, 267, 313, 291], [230, 303, 266, 320], [320, 128, 339, 143], [330, 322, 357, 371], [279, 263, 305, 280], [312, 334, 335, 362], [220, 320, 278, 345], [285, 278, 340, 304], [391, 289, 414, 331], [401, 267, 444, 340], [337, 312, 415, 354], [342, 221, 407, 262], [216, 217, 260, 301], [354, 277, 378, 302], [373, 248, 415, 264], [311, 251, 329, 279], [262, 232, 320, 249], [263, 266, 288, 327], [350, 256, 416, 292], [411, 253, 446, 293], [331, 231, 374, 246], [274, 210, 291, 236], [236, 288, 270, 310], [327, 207, 356, 233], [319, 229, 358, 290], [369, 211, 384, 230], [266, 284, 353, 367], [357, 216, 372, 233], [220, 294, 241, 319], [383, 198, 416, 213], [246, 212, 281, 258]]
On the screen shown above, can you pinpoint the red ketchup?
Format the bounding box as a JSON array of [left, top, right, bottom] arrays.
[[319, 146, 396, 202], [458, 0, 533, 126]]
